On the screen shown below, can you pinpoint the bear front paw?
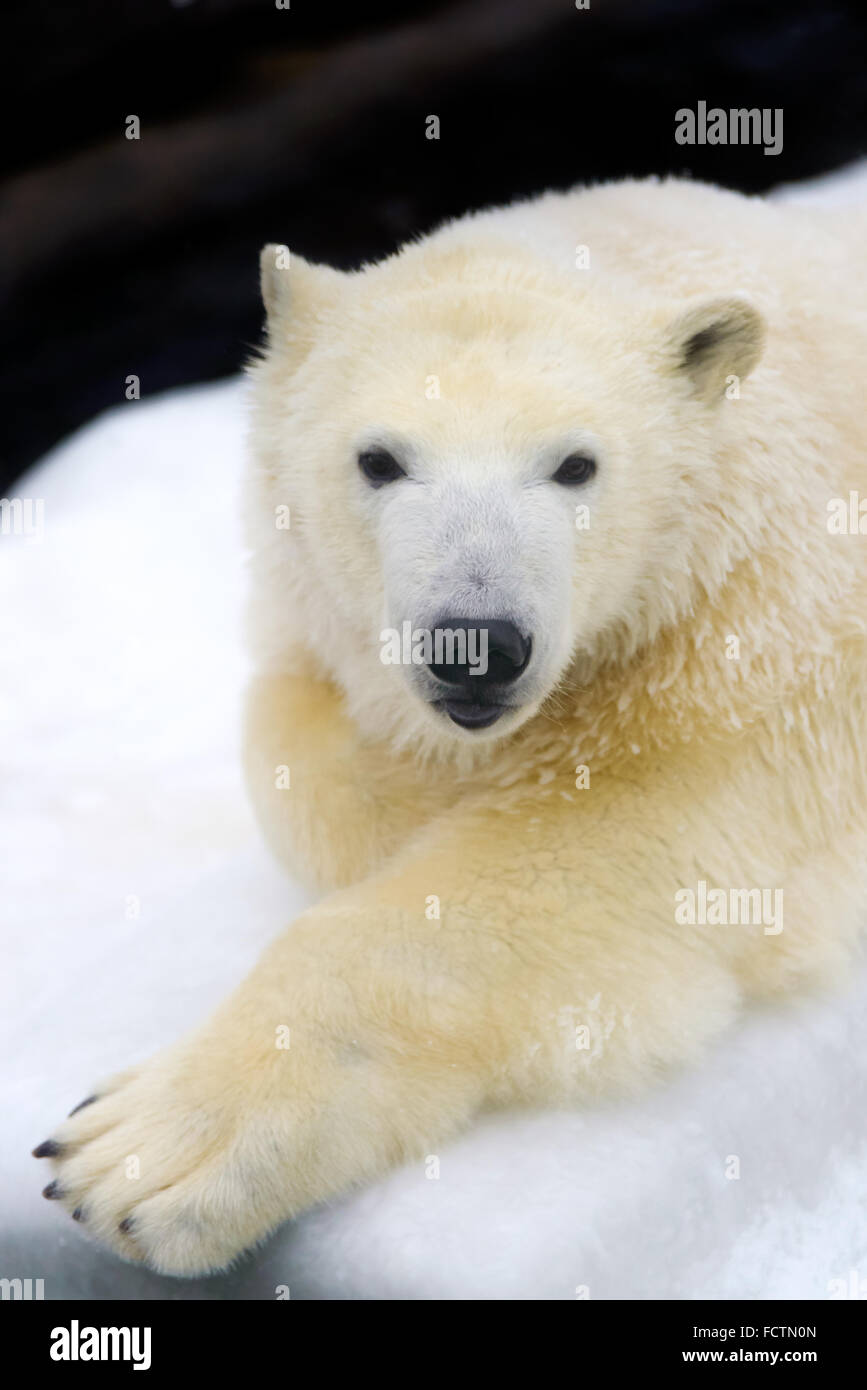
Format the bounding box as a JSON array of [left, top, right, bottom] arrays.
[[33, 1052, 284, 1276]]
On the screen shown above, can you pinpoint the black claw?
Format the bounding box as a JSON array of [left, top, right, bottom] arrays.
[[68, 1095, 98, 1117], [32, 1139, 62, 1159], [42, 1180, 63, 1200], [118, 1216, 134, 1235], [72, 1208, 84, 1222]]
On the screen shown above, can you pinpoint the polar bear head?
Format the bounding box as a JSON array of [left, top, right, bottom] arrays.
[[248, 241, 764, 757]]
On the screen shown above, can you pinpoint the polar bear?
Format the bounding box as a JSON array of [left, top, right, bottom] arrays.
[[36, 177, 867, 1275]]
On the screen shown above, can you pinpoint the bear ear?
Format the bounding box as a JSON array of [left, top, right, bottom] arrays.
[[259, 244, 345, 346], [664, 294, 766, 402]]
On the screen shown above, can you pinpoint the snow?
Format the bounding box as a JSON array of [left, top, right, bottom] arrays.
[[2, 163, 867, 1300]]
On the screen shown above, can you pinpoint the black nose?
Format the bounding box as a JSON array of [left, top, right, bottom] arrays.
[[427, 617, 532, 689]]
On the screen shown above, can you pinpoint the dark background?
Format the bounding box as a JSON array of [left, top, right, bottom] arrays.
[[2, 0, 866, 492]]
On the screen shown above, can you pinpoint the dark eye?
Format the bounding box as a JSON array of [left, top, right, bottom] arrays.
[[552, 453, 597, 486], [358, 448, 405, 487]]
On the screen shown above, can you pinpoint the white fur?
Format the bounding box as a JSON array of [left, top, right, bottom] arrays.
[[4, 366, 866, 1298], [21, 165, 867, 1281]]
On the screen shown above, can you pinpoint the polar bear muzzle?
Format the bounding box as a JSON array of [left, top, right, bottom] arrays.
[[424, 617, 532, 730]]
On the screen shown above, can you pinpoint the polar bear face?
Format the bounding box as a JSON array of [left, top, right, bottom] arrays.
[[250, 247, 764, 755]]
